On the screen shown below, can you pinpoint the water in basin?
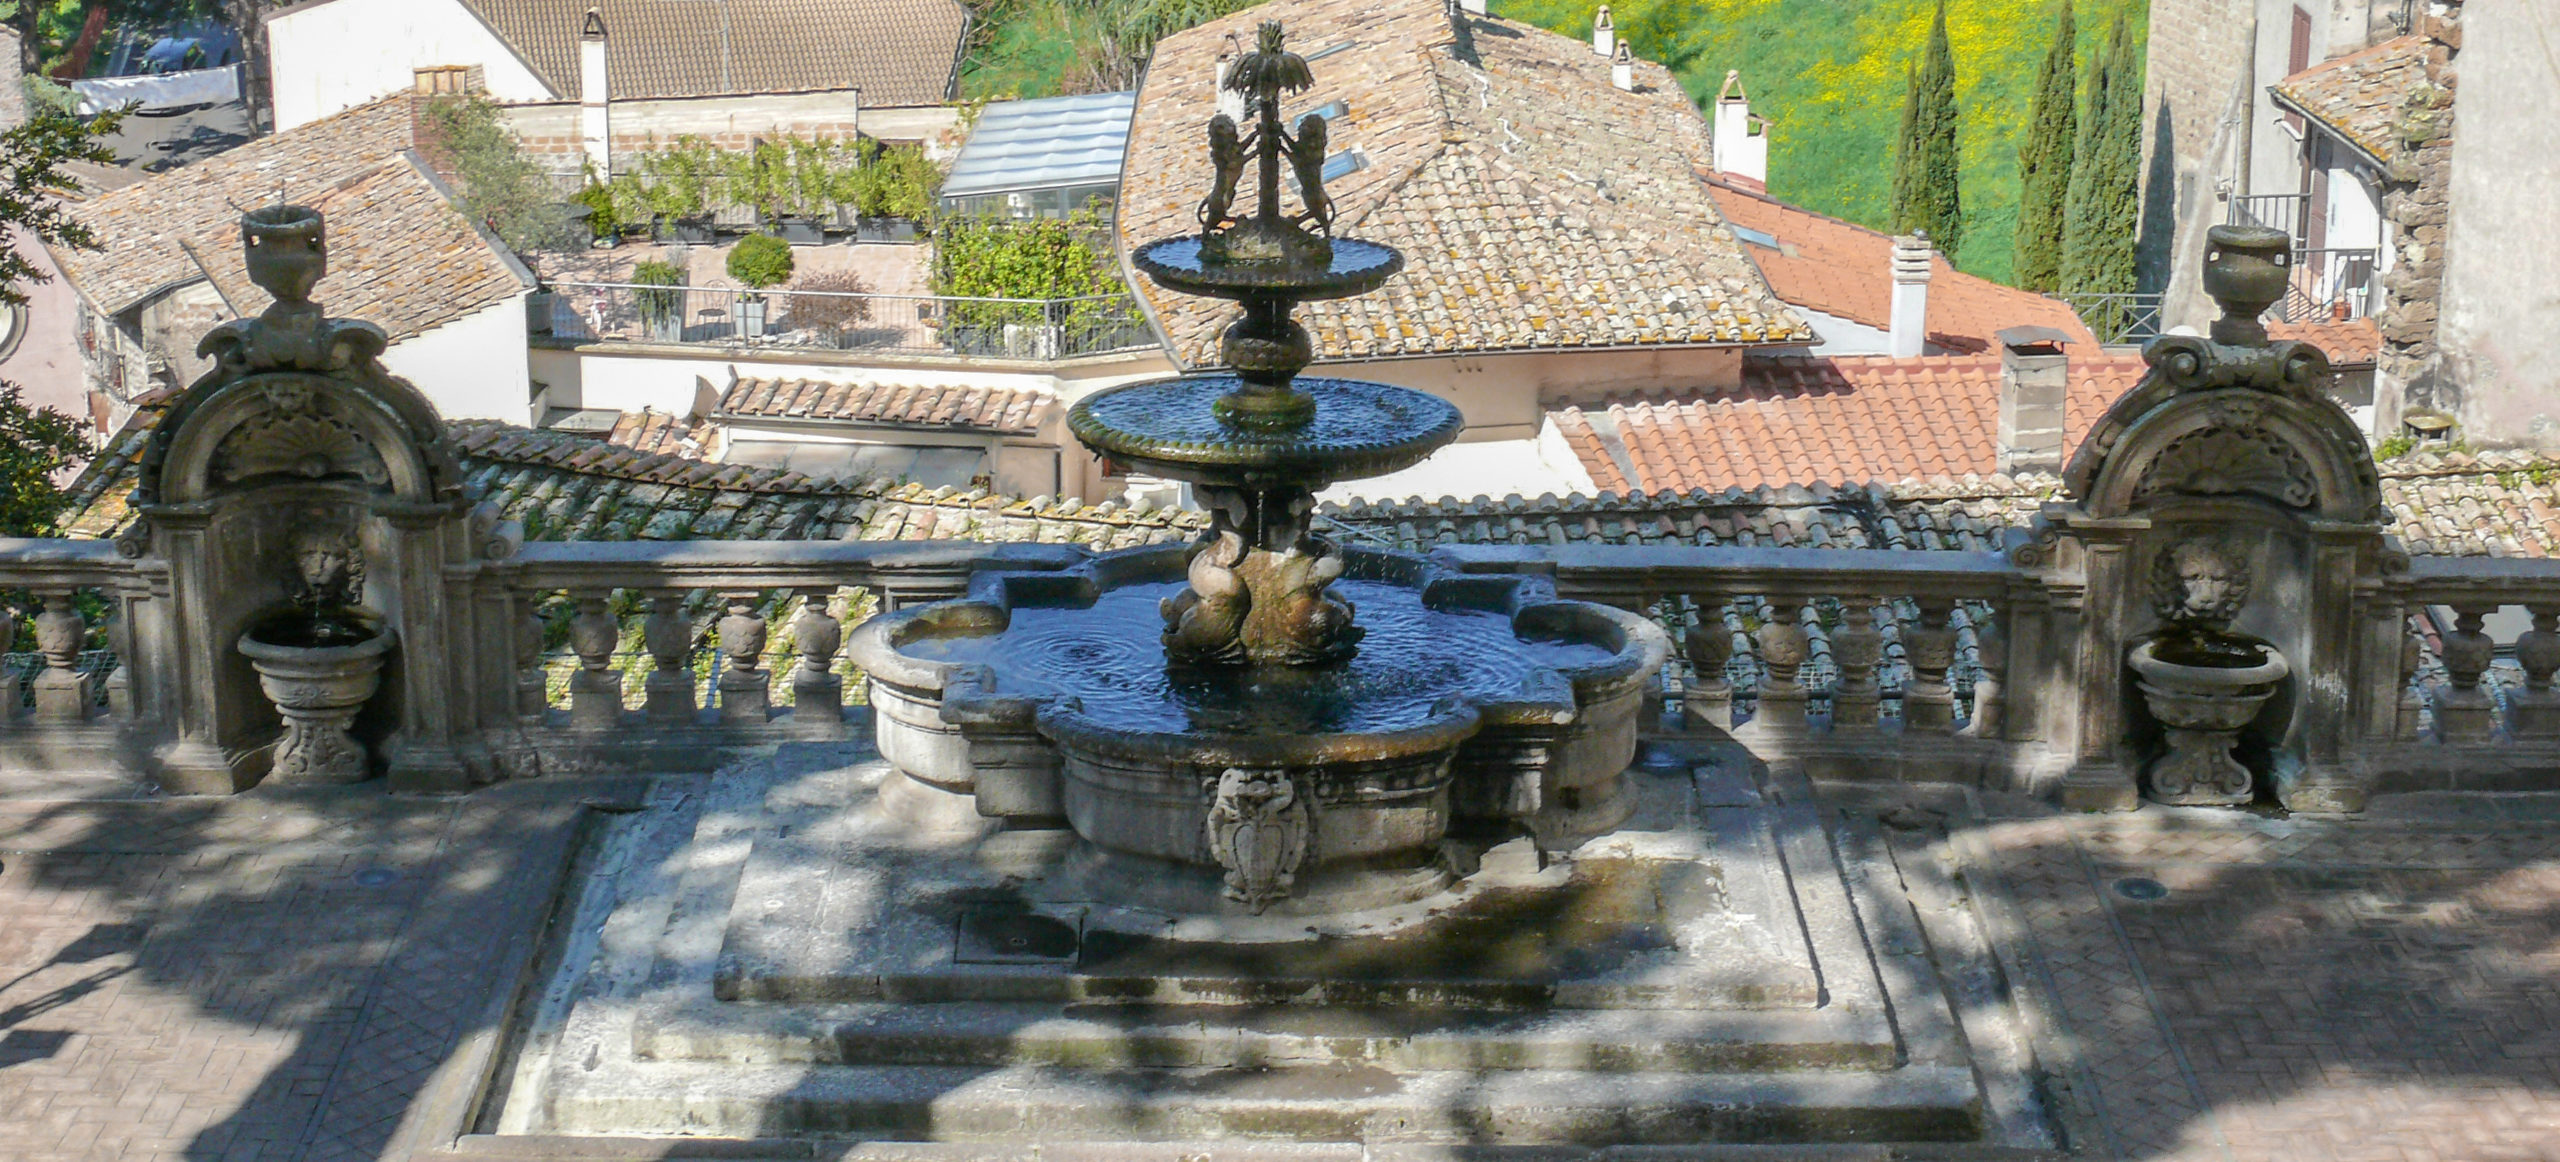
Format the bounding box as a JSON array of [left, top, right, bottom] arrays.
[[906, 579, 1617, 736]]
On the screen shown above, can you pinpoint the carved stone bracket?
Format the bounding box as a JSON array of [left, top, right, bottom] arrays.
[[1205, 766, 1311, 913]]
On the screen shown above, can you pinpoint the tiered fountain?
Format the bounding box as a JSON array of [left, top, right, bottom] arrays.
[[852, 22, 1667, 918]]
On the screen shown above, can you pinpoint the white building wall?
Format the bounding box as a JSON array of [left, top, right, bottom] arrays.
[[381, 294, 536, 423], [267, 0, 554, 131]]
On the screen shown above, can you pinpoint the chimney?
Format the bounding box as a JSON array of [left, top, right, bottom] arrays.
[[1996, 326, 2072, 475], [412, 64, 486, 96], [1711, 70, 1768, 188], [579, 9, 610, 176], [1458, 0, 1487, 15], [1611, 41, 1635, 91], [1592, 6, 1615, 56], [1890, 232, 1932, 358], [1213, 51, 1247, 122]]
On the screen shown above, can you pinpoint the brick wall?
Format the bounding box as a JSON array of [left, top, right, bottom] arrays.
[[498, 94, 965, 179], [2140, 0, 2257, 325]]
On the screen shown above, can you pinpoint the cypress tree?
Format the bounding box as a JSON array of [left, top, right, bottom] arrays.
[[2012, 0, 2077, 292], [1892, 0, 1965, 259], [1889, 60, 1921, 236], [2061, 15, 2141, 302]]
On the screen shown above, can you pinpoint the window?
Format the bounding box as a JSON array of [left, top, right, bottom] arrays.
[[1304, 42, 1354, 62], [1730, 225, 1779, 249], [1321, 150, 1370, 181]]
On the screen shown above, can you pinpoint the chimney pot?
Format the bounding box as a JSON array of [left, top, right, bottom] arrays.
[[1889, 232, 1934, 358], [580, 9, 610, 175], [1611, 41, 1635, 91], [1593, 6, 1615, 56]]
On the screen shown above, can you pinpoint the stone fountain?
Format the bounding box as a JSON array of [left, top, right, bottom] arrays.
[[2128, 538, 2289, 805], [851, 21, 1669, 918], [237, 527, 396, 783]]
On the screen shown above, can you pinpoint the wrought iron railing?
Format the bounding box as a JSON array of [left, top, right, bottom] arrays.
[[541, 282, 1159, 361], [2047, 291, 2164, 345], [2277, 247, 2380, 323], [2226, 192, 2311, 237]]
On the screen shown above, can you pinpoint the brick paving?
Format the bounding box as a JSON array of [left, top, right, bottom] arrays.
[[0, 787, 593, 1162], [1967, 805, 2560, 1162]]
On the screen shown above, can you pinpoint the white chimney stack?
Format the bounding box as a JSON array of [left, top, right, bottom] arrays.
[[579, 9, 610, 176], [1214, 52, 1247, 122], [1711, 70, 1768, 187], [1458, 0, 1487, 15], [1890, 233, 1934, 358], [1611, 41, 1635, 91], [1593, 6, 1615, 56], [1996, 327, 2071, 474]]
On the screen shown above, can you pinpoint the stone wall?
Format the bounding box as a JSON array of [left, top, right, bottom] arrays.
[[2139, 0, 2256, 325], [498, 95, 966, 180], [2374, 6, 2461, 431], [1, 26, 25, 129], [2431, 0, 2556, 447]]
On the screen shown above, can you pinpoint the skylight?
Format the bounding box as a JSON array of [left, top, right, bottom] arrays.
[[1321, 150, 1370, 181], [1304, 42, 1355, 62], [1731, 225, 1779, 248]]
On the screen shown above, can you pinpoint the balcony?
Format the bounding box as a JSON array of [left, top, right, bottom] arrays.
[[2224, 195, 2382, 323]]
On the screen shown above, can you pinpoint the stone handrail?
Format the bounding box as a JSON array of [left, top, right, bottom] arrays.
[[5, 534, 2558, 795]]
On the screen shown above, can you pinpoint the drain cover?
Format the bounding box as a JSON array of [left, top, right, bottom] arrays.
[[352, 868, 399, 887], [955, 909, 1081, 964], [2112, 876, 2168, 901]]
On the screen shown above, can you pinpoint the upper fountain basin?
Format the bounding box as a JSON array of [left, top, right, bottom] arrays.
[[1068, 375, 1463, 488], [1134, 235, 1404, 302]]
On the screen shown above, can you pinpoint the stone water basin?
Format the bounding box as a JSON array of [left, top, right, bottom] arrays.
[[850, 544, 1669, 915]]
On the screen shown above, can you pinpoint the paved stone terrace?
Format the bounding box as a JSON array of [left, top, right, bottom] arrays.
[[5, 770, 2560, 1161]]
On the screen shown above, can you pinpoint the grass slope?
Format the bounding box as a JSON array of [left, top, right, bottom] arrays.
[[1494, 0, 2143, 285]]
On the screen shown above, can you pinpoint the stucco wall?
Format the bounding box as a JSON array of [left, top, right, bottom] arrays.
[[2435, 0, 2560, 447], [1, 232, 88, 428], [1319, 347, 1747, 442], [381, 293, 535, 423], [267, 0, 553, 131]]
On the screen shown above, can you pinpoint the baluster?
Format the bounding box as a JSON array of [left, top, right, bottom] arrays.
[[1828, 599, 1884, 732], [2513, 604, 2560, 738], [1750, 601, 1810, 738], [1967, 605, 2006, 739], [791, 589, 846, 738], [30, 590, 90, 723], [516, 596, 550, 719], [717, 593, 771, 724], [567, 591, 624, 731], [1901, 598, 1958, 734], [643, 592, 698, 724], [2396, 627, 2428, 741], [2433, 603, 2499, 742], [99, 598, 132, 722], [1680, 596, 1733, 735]]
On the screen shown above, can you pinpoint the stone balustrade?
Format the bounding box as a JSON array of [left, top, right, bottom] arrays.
[[7, 533, 2560, 800]]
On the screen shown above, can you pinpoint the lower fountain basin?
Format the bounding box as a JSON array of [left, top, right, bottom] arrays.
[[238, 608, 396, 785], [850, 545, 1668, 914], [2129, 636, 2288, 806]]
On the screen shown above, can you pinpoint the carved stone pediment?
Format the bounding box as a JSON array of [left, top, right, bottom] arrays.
[[207, 380, 394, 491]]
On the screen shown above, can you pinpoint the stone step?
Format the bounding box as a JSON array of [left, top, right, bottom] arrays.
[[634, 998, 1899, 1072], [539, 1059, 1985, 1145]]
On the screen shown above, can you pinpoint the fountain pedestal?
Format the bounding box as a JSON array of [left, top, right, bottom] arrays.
[[239, 616, 396, 783]]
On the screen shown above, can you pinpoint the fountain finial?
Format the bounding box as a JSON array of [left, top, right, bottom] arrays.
[[1199, 21, 1332, 269], [241, 204, 329, 310], [2200, 223, 2289, 348]]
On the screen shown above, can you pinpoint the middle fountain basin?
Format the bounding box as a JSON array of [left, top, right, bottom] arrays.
[[849, 543, 1669, 914]]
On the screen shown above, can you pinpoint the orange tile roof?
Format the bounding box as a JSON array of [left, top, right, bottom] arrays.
[[1117, 0, 1807, 368], [2267, 318, 2380, 367], [2271, 34, 2442, 167], [1703, 180, 2098, 355], [1558, 351, 2148, 493], [713, 377, 1052, 435]]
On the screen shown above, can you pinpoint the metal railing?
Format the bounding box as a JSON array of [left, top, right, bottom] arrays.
[[2047, 291, 2164, 345], [2278, 247, 2380, 323], [2227, 192, 2311, 237], [541, 282, 1160, 361]]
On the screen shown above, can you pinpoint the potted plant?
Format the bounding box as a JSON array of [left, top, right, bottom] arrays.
[[725, 234, 794, 339], [774, 137, 837, 245], [640, 136, 723, 243], [867, 142, 939, 242], [784, 269, 875, 348], [631, 258, 688, 342]]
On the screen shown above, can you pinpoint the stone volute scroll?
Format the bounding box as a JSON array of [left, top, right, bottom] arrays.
[[126, 204, 524, 795], [2036, 225, 2395, 814]]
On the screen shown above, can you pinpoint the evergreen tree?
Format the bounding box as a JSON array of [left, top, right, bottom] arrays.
[[2061, 14, 2141, 306], [1888, 60, 1921, 234], [1892, 0, 1964, 259], [0, 98, 118, 534], [2012, 0, 2077, 292]]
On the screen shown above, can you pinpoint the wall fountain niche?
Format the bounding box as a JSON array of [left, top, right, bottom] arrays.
[[127, 205, 515, 793], [2040, 225, 2393, 812], [850, 23, 1669, 918]]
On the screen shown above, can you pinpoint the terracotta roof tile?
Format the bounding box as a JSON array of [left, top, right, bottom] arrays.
[[1703, 180, 2097, 354], [456, 0, 967, 105], [2271, 34, 2443, 167], [1118, 0, 1806, 368], [51, 94, 526, 340], [1554, 352, 2147, 494], [714, 376, 1052, 435], [2267, 318, 2381, 366]]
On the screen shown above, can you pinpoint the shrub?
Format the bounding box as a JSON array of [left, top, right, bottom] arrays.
[[837, 141, 942, 221], [786, 270, 876, 332], [726, 234, 796, 290], [636, 136, 727, 221], [416, 93, 581, 254], [631, 258, 687, 317]]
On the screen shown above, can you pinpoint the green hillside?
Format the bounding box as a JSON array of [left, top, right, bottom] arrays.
[[1493, 0, 2145, 284]]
